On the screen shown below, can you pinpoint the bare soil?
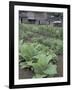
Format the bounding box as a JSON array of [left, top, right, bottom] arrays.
[[57, 55, 63, 77]]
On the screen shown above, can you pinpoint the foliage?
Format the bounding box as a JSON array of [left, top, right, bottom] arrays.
[[19, 43, 57, 78], [42, 38, 63, 54], [19, 23, 63, 78]]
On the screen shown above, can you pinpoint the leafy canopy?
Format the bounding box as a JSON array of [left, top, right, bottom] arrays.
[[19, 42, 57, 78]]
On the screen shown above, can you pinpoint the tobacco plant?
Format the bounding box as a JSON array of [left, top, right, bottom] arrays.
[[19, 42, 57, 78]]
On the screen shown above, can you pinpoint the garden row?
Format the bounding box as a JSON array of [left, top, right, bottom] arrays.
[[19, 23, 63, 78]]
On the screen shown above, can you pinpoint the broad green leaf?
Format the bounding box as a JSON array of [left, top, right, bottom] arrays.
[[19, 62, 28, 69], [37, 54, 49, 67], [43, 63, 57, 75], [32, 63, 43, 74], [37, 54, 54, 67], [20, 43, 37, 61], [26, 61, 33, 66]]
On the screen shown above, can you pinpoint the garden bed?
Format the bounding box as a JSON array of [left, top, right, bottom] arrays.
[[19, 24, 63, 79]]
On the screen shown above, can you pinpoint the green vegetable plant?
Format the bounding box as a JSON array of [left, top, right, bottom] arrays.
[[19, 42, 57, 78]]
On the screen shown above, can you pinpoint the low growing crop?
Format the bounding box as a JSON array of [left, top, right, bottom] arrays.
[[19, 42, 57, 78]]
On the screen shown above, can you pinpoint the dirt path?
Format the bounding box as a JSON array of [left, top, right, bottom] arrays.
[[57, 55, 63, 77], [19, 67, 33, 79]]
